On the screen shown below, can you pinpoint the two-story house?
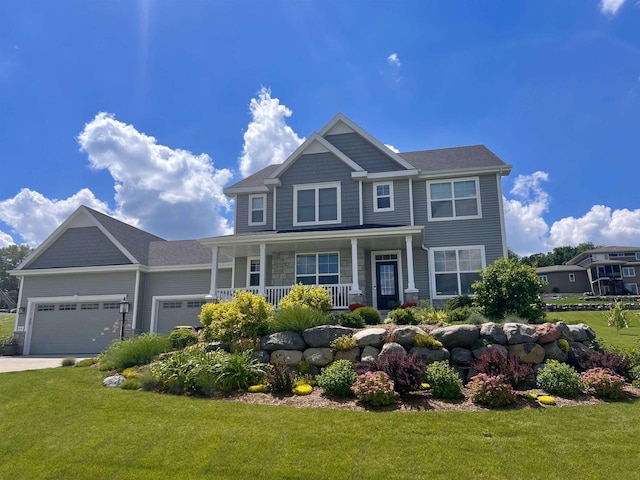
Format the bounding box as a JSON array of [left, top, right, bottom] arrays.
[[10, 113, 511, 355]]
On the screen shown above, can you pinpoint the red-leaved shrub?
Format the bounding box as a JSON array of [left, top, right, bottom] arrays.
[[472, 349, 532, 388]]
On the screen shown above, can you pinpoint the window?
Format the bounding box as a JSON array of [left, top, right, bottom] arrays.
[[37, 304, 55, 312], [427, 178, 480, 220], [373, 182, 394, 212], [162, 301, 182, 309], [58, 304, 77, 311], [248, 258, 260, 287], [248, 194, 266, 226], [296, 253, 339, 285], [186, 301, 205, 308], [636, 253, 640, 261], [623, 267, 636, 277], [103, 302, 119, 310], [625, 283, 639, 294], [80, 303, 99, 310], [293, 182, 341, 225], [569, 273, 575, 282], [592, 253, 608, 261], [614, 253, 627, 257], [432, 247, 484, 297], [538, 275, 548, 283]]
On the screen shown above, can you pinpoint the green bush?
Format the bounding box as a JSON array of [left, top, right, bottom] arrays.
[[446, 307, 471, 323], [61, 357, 76, 367], [74, 358, 98, 368], [445, 295, 474, 312], [387, 308, 417, 325], [331, 335, 357, 351], [99, 334, 172, 371], [317, 360, 357, 397], [467, 312, 488, 325], [169, 329, 198, 350], [213, 351, 268, 393], [536, 360, 583, 398], [151, 348, 208, 395], [120, 378, 142, 390], [270, 306, 332, 333], [414, 307, 448, 325], [354, 307, 382, 325], [199, 291, 273, 343], [414, 334, 443, 350], [278, 284, 333, 313], [229, 338, 259, 353], [424, 361, 463, 399], [557, 338, 570, 354], [338, 311, 365, 328]]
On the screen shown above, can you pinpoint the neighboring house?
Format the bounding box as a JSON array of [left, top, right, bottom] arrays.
[[537, 246, 640, 295], [11, 113, 511, 355]]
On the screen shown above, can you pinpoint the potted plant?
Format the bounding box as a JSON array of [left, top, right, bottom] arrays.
[[1, 336, 20, 356]]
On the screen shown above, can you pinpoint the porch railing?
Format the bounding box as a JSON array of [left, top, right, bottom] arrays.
[[214, 284, 351, 309]]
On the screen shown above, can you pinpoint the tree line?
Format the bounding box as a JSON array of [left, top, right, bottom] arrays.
[[509, 242, 598, 267]]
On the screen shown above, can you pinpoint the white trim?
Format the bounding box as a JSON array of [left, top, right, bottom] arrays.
[[496, 173, 508, 258], [360, 169, 419, 180], [405, 235, 417, 292], [231, 257, 236, 289], [146, 263, 232, 272], [293, 181, 342, 226], [150, 294, 209, 333], [426, 177, 482, 222], [232, 195, 237, 233], [259, 243, 266, 295], [417, 164, 513, 180], [623, 267, 636, 277], [428, 245, 486, 299], [373, 181, 394, 213], [132, 269, 140, 330], [248, 194, 267, 226], [272, 186, 277, 230], [370, 250, 404, 310], [209, 246, 218, 296], [538, 274, 548, 283], [350, 238, 361, 294], [409, 178, 414, 226], [358, 180, 363, 225], [12, 263, 232, 276], [247, 256, 260, 288], [569, 273, 576, 283], [223, 185, 269, 195]]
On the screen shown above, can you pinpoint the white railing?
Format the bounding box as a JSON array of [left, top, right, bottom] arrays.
[[214, 284, 351, 309]]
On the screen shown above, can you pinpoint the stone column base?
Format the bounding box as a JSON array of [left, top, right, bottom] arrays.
[[403, 290, 419, 305], [348, 292, 364, 306]]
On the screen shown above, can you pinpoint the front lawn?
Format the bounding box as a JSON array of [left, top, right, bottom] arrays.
[[1, 367, 640, 479], [546, 311, 640, 348], [0, 313, 14, 337]]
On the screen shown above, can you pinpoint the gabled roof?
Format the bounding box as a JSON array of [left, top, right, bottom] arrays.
[[399, 145, 509, 173], [567, 246, 640, 265], [536, 265, 586, 274], [147, 240, 214, 266]]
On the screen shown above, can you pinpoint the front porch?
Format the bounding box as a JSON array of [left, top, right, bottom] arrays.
[[215, 284, 352, 309]]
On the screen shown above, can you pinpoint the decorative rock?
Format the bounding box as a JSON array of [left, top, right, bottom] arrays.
[[260, 331, 306, 351], [392, 325, 427, 347], [409, 346, 450, 364], [503, 323, 539, 344], [452, 366, 468, 383], [508, 343, 545, 364], [379, 342, 406, 357], [555, 321, 572, 340], [361, 346, 380, 363], [103, 375, 126, 388], [205, 341, 229, 352], [303, 325, 353, 347], [567, 324, 588, 342], [480, 322, 507, 345], [472, 344, 508, 360], [542, 341, 568, 362], [568, 341, 589, 364], [270, 349, 303, 366], [431, 325, 479, 348], [335, 347, 360, 362], [450, 347, 474, 366], [535, 323, 561, 344], [302, 348, 334, 367], [252, 350, 270, 363], [353, 328, 387, 348]]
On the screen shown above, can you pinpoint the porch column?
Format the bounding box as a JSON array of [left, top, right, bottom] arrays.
[[259, 243, 266, 296], [404, 236, 419, 301], [350, 238, 361, 294], [209, 246, 219, 297]]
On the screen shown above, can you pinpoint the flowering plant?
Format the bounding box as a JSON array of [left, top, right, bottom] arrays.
[[351, 371, 398, 406], [581, 368, 625, 400], [468, 373, 516, 407]]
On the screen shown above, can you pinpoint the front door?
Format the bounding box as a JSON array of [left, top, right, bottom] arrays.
[[376, 261, 399, 310]]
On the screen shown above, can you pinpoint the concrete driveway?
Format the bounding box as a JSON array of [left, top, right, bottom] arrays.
[[0, 356, 91, 373]]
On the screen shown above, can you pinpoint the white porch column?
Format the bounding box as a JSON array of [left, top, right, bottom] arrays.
[[259, 243, 266, 296], [209, 246, 219, 297], [350, 238, 361, 294], [405, 235, 418, 292]]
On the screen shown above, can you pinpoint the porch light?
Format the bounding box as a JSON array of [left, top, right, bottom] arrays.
[[119, 296, 130, 341]]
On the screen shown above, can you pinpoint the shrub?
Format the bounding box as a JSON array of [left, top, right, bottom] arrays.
[[467, 312, 488, 325], [536, 360, 583, 398], [574, 351, 631, 378], [74, 358, 98, 368], [169, 328, 198, 350], [248, 384, 270, 393], [139, 369, 160, 391], [424, 361, 463, 399], [338, 311, 365, 328], [557, 338, 570, 354], [445, 295, 474, 312], [354, 306, 382, 325], [446, 307, 471, 323], [468, 373, 516, 407], [120, 378, 142, 390], [151, 349, 203, 395], [213, 352, 267, 392], [293, 383, 313, 395], [387, 308, 417, 325], [121, 366, 139, 378], [331, 335, 357, 351], [229, 337, 259, 353], [268, 359, 296, 394], [199, 291, 273, 343], [99, 334, 172, 371], [351, 371, 399, 406], [61, 357, 76, 367], [581, 368, 625, 400], [414, 333, 443, 350], [297, 359, 311, 375], [415, 308, 448, 325], [471, 338, 489, 350], [348, 303, 366, 312], [279, 284, 333, 313], [317, 360, 357, 397], [270, 305, 331, 333], [369, 351, 425, 394], [538, 395, 556, 405], [471, 349, 532, 388]]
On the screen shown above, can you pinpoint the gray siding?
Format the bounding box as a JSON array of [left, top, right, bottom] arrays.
[[362, 179, 412, 226], [27, 227, 132, 269], [157, 302, 204, 334], [234, 192, 274, 234], [234, 257, 248, 288], [325, 133, 403, 173], [276, 152, 359, 230], [541, 272, 590, 294]]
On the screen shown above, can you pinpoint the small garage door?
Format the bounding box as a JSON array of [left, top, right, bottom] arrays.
[[30, 302, 121, 355], [156, 299, 205, 334]]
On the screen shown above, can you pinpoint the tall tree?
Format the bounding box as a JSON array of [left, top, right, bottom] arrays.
[[0, 245, 32, 292]]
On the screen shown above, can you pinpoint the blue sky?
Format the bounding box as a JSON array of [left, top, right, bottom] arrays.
[[0, 0, 638, 255]]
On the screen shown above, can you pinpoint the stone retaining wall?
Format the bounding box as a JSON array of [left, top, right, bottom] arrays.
[[544, 302, 640, 312]]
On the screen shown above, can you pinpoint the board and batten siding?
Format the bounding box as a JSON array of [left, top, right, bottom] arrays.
[[362, 179, 411, 225], [325, 133, 403, 173], [26, 227, 132, 269], [233, 192, 274, 234]]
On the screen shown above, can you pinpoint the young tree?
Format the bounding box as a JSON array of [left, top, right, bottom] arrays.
[[472, 257, 545, 322], [607, 301, 628, 335]]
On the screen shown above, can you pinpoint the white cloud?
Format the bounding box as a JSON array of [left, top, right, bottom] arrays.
[[0, 188, 110, 247], [0, 230, 15, 247], [384, 143, 400, 153], [387, 53, 401, 67], [600, 0, 626, 15], [238, 87, 305, 178]]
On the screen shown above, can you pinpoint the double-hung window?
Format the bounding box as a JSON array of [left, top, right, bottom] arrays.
[[427, 178, 480, 220], [296, 253, 339, 285], [432, 247, 484, 297], [248, 258, 261, 287], [293, 182, 341, 226], [373, 182, 394, 212], [623, 267, 636, 278], [248, 194, 266, 226]]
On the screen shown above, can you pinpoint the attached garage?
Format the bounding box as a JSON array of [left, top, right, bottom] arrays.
[[155, 298, 206, 335]]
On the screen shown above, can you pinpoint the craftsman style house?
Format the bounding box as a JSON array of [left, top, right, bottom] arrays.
[[11, 113, 511, 355]]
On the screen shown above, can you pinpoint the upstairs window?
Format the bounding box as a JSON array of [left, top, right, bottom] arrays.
[[294, 182, 341, 226], [248, 194, 266, 226], [623, 267, 636, 277], [373, 182, 394, 212], [427, 178, 480, 220], [296, 253, 339, 285]]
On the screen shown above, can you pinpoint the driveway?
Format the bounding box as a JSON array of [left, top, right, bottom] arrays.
[[0, 356, 91, 373]]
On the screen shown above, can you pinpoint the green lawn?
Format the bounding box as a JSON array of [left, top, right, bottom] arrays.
[[0, 313, 14, 337], [1, 367, 640, 479], [546, 310, 640, 348]]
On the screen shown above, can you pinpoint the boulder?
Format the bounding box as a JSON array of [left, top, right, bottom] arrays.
[[503, 323, 539, 344], [466, 368, 479, 383], [567, 324, 595, 342], [392, 325, 427, 347], [205, 341, 229, 352], [361, 346, 380, 363], [270, 349, 303, 366], [568, 342, 590, 364], [555, 321, 572, 340], [409, 346, 450, 364], [103, 375, 126, 388], [472, 344, 508, 360], [480, 322, 507, 345], [252, 350, 270, 363], [303, 348, 334, 367], [542, 341, 568, 363], [450, 347, 474, 366], [260, 331, 306, 351], [535, 323, 561, 344], [431, 325, 479, 348], [353, 328, 387, 348], [508, 343, 545, 364], [303, 325, 353, 347], [335, 347, 360, 362], [379, 342, 406, 358]]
